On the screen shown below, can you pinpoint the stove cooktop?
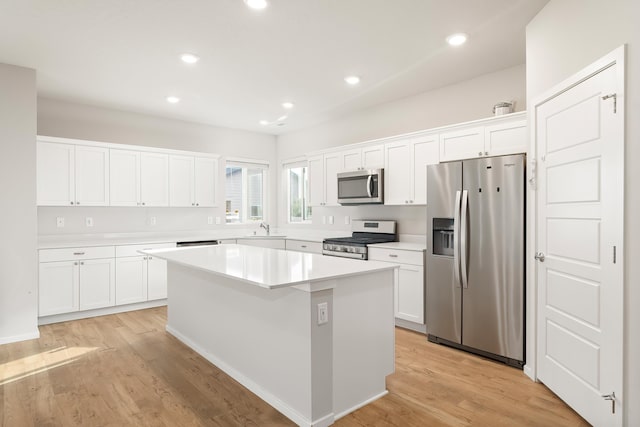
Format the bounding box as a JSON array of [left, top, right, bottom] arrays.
[[323, 233, 396, 247]]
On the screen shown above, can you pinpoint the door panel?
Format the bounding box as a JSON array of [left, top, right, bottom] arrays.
[[426, 161, 462, 344], [79, 259, 115, 310], [462, 155, 524, 361], [535, 61, 623, 426], [147, 257, 168, 300], [194, 157, 217, 207], [115, 256, 147, 304], [384, 141, 412, 205], [169, 155, 194, 207], [110, 150, 140, 206], [323, 153, 340, 206], [36, 142, 75, 206], [140, 152, 169, 206], [39, 261, 79, 316]]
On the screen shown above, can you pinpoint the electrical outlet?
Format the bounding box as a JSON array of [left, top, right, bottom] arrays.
[[317, 302, 328, 325], [215, 216, 221, 225], [56, 217, 65, 228], [344, 216, 350, 225], [85, 217, 93, 227], [328, 215, 334, 225], [207, 216, 213, 225], [150, 216, 157, 226]]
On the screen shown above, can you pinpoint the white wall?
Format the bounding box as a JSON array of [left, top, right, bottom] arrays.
[[526, 0, 639, 424], [0, 63, 38, 344], [37, 98, 278, 235], [276, 65, 526, 233]]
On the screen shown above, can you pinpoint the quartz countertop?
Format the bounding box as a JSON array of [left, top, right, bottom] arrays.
[[142, 244, 397, 289]]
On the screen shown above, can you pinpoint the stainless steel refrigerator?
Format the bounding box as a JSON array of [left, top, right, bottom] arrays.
[[426, 154, 525, 367]]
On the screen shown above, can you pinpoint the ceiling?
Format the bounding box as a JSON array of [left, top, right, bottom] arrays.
[[0, 0, 548, 135]]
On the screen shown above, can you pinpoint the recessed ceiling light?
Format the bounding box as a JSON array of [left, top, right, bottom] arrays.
[[446, 33, 468, 46], [282, 102, 294, 109], [245, 0, 267, 10], [277, 115, 288, 121], [344, 75, 360, 85], [180, 53, 200, 64], [259, 120, 269, 125], [166, 96, 180, 104]]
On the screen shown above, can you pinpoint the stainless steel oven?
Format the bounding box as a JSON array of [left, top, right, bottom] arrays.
[[337, 169, 383, 205]]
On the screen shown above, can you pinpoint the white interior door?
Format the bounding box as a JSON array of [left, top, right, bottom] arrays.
[[535, 54, 624, 426]]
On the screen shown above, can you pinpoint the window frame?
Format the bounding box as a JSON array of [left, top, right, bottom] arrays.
[[283, 159, 312, 225], [225, 158, 269, 225]]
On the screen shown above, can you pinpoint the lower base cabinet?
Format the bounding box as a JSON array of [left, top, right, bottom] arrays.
[[368, 246, 426, 328], [38, 247, 116, 317], [115, 243, 174, 304]]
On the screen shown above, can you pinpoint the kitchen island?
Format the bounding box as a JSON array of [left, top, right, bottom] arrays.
[[142, 244, 397, 427]]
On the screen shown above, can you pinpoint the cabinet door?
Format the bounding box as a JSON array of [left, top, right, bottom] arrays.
[[412, 135, 439, 205], [484, 119, 527, 156], [169, 155, 194, 207], [115, 256, 148, 305], [110, 149, 140, 206], [323, 153, 340, 206], [384, 140, 412, 205], [37, 142, 75, 206], [75, 145, 110, 206], [39, 261, 79, 316], [439, 126, 485, 162], [79, 258, 115, 310], [396, 265, 424, 324], [194, 157, 217, 207], [362, 144, 384, 168], [147, 256, 168, 300], [140, 153, 169, 207], [341, 148, 362, 171], [307, 155, 325, 207]]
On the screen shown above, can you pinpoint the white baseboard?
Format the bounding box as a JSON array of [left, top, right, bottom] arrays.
[[395, 318, 427, 334], [166, 324, 334, 427], [38, 300, 167, 325], [0, 329, 40, 345], [333, 390, 389, 420], [523, 364, 536, 382]]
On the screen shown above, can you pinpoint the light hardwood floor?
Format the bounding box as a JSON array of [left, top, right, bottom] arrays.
[[0, 307, 589, 426]]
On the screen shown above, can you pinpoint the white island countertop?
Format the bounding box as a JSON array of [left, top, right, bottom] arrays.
[[143, 244, 397, 289]]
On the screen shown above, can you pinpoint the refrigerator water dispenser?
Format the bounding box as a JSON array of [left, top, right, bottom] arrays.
[[432, 218, 454, 256]]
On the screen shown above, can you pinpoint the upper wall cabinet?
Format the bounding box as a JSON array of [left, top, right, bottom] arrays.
[[169, 155, 218, 207], [340, 144, 384, 171], [439, 114, 527, 162], [110, 150, 169, 207], [384, 134, 439, 205], [308, 153, 340, 207], [37, 141, 109, 206]]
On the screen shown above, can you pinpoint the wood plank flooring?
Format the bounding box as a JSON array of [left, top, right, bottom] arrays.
[[0, 307, 589, 426]]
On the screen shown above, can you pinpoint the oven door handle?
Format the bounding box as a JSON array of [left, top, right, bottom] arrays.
[[366, 175, 373, 197]]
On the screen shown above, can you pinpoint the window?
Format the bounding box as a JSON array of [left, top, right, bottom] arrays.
[[284, 161, 311, 223], [225, 160, 268, 224]]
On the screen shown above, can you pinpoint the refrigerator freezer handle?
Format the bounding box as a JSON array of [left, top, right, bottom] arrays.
[[453, 190, 462, 288], [460, 190, 469, 289]]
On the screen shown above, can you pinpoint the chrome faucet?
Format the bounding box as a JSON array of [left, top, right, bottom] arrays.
[[259, 222, 270, 235]]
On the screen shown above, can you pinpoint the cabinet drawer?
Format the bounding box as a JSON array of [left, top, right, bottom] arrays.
[[116, 242, 175, 257], [285, 239, 322, 254], [218, 239, 237, 244], [40, 246, 115, 263], [368, 247, 424, 266]]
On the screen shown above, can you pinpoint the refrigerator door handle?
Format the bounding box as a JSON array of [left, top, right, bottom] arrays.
[[453, 190, 462, 288], [460, 190, 469, 289]]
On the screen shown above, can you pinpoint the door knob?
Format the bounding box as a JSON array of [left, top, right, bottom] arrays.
[[534, 252, 545, 262]]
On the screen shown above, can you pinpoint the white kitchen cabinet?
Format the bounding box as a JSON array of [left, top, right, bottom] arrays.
[[384, 134, 438, 205], [307, 153, 340, 207], [339, 144, 385, 171], [110, 149, 141, 206], [439, 114, 527, 162], [285, 239, 322, 254], [218, 239, 237, 244], [368, 246, 425, 328], [38, 246, 116, 317], [110, 150, 169, 207], [37, 141, 109, 206], [140, 152, 169, 207], [169, 155, 218, 207], [115, 242, 174, 304]]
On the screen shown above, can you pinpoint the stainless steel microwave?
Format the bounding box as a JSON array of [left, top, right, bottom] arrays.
[[337, 169, 384, 205]]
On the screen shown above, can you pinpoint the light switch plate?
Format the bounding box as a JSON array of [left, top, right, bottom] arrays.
[[85, 217, 93, 227]]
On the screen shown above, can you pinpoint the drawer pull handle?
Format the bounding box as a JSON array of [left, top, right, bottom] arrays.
[[388, 254, 398, 258], [73, 252, 85, 255]]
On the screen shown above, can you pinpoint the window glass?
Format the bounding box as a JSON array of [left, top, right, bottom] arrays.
[[286, 165, 311, 223], [225, 163, 267, 224]]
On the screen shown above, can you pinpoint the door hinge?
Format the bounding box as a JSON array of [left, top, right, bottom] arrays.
[[602, 391, 616, 414], [602, 93, 617, 113], [613, 246, 617, 264]]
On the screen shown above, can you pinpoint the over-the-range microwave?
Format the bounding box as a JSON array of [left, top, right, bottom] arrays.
[[337, 168, 384, 205]]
